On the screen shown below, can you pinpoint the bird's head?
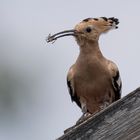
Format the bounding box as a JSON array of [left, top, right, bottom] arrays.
[[47, 17, 119, 45]]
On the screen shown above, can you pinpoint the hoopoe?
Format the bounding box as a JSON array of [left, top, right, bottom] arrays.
[[47, 17, 122, 123]]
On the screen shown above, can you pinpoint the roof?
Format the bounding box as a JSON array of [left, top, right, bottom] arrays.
[[57, 87, 140, 140]]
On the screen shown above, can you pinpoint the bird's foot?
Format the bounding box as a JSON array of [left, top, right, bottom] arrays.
[[76, 112, 92, 125], [64, 113, 92, 134]]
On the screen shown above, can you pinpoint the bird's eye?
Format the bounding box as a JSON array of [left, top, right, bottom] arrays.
[[86, 27, 92, 33]]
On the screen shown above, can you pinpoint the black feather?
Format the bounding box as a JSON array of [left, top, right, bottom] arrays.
[[93, 18, 99, 21], [83, 18, 92, 22], [113, 71, 122, 100], [67, 79, 81, 108], [101, 17, 108, 21]]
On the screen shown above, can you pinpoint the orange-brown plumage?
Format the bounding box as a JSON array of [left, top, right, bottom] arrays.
[[47, 17, 122, 123]]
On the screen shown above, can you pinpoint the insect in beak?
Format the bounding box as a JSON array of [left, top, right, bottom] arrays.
[[46, 29, 76, 43]]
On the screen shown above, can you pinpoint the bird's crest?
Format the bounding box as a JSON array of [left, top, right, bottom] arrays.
[[75, 17, 119, 34]]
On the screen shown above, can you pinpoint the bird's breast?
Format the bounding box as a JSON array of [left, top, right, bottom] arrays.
[[74, 58, 113, 102]]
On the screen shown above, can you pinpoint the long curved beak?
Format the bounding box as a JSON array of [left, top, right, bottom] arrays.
[[46, 29, 76, 43]]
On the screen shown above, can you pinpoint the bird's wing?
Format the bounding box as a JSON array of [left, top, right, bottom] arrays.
[[67, 66, 81, 108], [108, 61, 122, 100]]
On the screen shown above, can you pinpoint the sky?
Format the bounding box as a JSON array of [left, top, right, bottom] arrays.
[[1, 0, 140, 140]]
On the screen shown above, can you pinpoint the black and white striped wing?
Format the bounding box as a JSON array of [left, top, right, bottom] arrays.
[[67, 78, 81, 108], [112, 71, 122, 100], [108, 61, 122, 100], [67, 66, 81, 108]]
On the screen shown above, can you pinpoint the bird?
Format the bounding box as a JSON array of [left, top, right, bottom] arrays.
[[47, 17, 122, 124]]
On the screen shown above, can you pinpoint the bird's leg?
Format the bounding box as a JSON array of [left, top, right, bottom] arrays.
[[76, 98, 92, 125], [76, 112, 92, 125], [64, 101, 91, 133], [81, 99, 87, 114]]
